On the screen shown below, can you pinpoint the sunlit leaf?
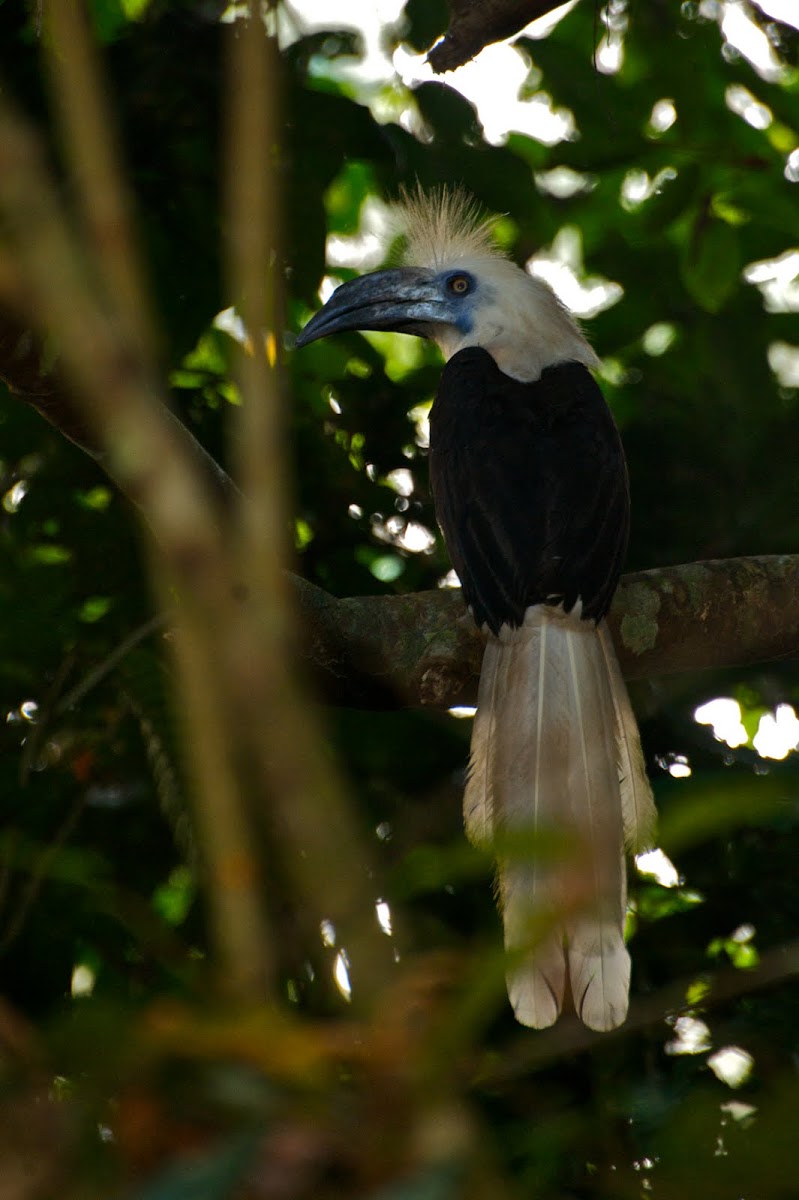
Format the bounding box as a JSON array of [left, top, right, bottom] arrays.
[[152, 867, 195, 928], [26, 544, 72, 565], [79, 596, 113, 623], [75, 485, 113, 511], [120, 0, 152, 18]]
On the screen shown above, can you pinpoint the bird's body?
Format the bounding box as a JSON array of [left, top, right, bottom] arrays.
[[428, 349, 628, 633], [297, 188, 656, 1031]]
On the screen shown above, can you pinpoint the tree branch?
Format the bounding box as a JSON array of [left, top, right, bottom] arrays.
[[427, 0, 580, 74], [297, 555, 799, 709], [0, 302, 241, 511], [2, 277, 798, 713]]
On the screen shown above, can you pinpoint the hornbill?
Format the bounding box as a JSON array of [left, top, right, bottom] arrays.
[[296, 189, 656, 1031]]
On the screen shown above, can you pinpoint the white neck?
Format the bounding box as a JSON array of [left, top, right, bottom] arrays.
[[432, 258, 599, 384]]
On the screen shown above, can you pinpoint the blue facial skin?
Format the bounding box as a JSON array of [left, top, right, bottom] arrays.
[[442, 269, 475, 329], [295, 266, 495, 348], [435, 269, 497, 337]]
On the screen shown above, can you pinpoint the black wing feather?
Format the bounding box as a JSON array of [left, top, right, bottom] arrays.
[[429, 347, 629, 635]]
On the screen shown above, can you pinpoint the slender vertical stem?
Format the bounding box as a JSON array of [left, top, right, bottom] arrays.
[[223, 8, 394, 1005], [226, 8, 289, 611], [41, 0, 156, 359], [167, 596, 272, 999], [0, 88, 274, 1004]]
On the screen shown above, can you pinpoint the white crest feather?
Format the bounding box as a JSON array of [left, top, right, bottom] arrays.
[[398, 185, 505, 270]]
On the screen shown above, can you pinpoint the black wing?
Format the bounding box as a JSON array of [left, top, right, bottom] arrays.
[[428, 347, 629, 635]]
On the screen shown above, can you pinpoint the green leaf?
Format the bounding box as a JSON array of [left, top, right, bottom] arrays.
[[681, 218, 742, 313], [658, 771, 789, 853], [637, 164, 702, 235], [78, 596, 113, 624], [152, 866, 195, 928], [75, 485, 113, 512], [120, 0, 152, 17], [370, 553, 404, 582], [26, 544, 73, 566], [87, 0, 127, 42], [637, 884, 704, 922]]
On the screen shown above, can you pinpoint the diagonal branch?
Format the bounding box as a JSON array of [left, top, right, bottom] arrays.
[[427, 0, 582, 74], [0, 303, 240, 508]]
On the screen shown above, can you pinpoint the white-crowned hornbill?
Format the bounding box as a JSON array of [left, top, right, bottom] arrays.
[[296, 189, 655, 1031]]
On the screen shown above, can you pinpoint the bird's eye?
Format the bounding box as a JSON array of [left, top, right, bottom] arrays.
[[447, 274, 472, 295]]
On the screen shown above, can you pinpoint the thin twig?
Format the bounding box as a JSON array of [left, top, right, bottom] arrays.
[[55, 612, 167, 715], [42, 0, 156, 358], [0, 792, 87, 957]]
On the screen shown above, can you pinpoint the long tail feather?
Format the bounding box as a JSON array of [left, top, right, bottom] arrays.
[[561, 617, 629, 1031], [465, 605, 651, 1032], [597, 621, 657, 854]]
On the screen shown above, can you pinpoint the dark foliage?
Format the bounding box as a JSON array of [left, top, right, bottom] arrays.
[[1, 0, 799, 1196]]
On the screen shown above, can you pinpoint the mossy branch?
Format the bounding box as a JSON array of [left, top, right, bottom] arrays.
[[296, 555, 799, 710]]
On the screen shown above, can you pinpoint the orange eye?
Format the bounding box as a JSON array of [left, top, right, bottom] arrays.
[[448, 274, 471, 295]]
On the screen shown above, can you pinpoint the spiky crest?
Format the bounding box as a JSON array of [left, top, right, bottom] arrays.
[[398, 185, 505, 271], [392, 184, 598, 382]]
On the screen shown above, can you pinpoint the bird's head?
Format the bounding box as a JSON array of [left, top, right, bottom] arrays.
[[295, 188, 598, 383]]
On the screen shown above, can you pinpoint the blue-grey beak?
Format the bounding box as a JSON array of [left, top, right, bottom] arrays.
[[295, 267, 445, 347]]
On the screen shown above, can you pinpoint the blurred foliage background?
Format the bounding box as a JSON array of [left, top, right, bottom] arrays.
[[1, 0, 799, 1196]]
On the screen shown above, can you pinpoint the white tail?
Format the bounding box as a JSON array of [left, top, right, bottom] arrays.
[[464, 605, 655, 1032]]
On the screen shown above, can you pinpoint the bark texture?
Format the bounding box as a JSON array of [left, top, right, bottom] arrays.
[[298, 556, 799, 710], [427, 0, 579, 73]]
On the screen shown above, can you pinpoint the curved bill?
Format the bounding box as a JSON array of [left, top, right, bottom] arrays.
[[295, 267, 446, 347]]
